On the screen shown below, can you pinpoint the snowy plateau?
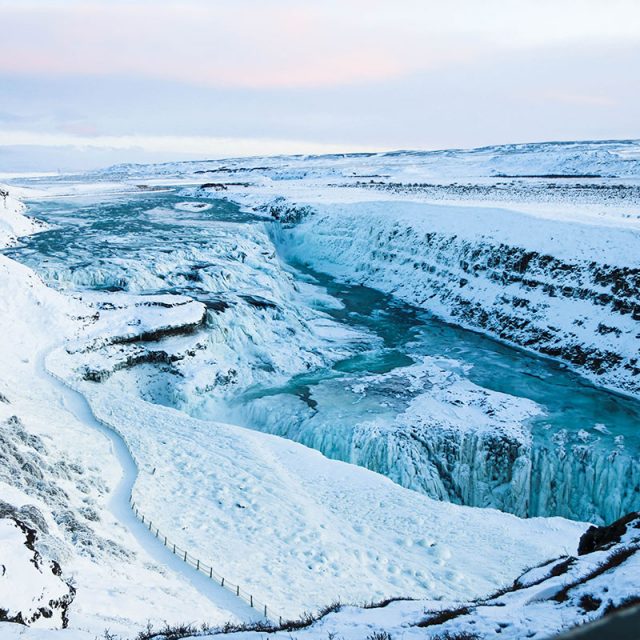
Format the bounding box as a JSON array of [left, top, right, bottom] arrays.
[[0, 140, 639, 640]]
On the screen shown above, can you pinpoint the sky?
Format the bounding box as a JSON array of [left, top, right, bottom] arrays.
[[1, 0, 639, 170]]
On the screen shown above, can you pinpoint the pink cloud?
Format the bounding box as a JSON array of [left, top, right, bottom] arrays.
[[0, 3, 473, 88]]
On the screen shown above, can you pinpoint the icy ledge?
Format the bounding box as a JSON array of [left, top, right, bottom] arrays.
[[232, 358, 640, 524]]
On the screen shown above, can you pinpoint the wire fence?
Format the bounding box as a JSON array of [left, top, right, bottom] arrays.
[[128, 495, 274, 620], [45, 355, 279, 623]]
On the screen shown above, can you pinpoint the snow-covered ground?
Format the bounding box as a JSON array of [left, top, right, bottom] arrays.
[[1, 140, 639, 639], [0, 180, 587, 638], [192, 511, 640, 640], [0, 188, 259, 636], [8, 184, 584, 619]]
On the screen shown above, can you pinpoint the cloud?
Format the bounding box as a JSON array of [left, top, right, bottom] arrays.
[[1, 0, 639, 169], [0, 129, 380, 157], [2, 1, 637, 89], [530, 91, 617, 108]]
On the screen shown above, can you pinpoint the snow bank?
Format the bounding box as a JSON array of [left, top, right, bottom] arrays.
[[0, 184, 48, 248], [0, 516, 74, 628]]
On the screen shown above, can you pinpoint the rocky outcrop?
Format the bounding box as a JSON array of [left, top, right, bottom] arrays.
[[578, 512, 640, 555]]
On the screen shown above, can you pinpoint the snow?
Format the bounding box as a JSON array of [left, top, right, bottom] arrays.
[[0, 518, 72, 628], [1, 140, 639, 639], [0, 193, 258, 636], [193, 514, 640, 640], [0, 185, 47, 248], [40, 290, 585, 621], [66, 374, 584, 620], [286, 199, 640, 266], [0, 184, 587, 633]]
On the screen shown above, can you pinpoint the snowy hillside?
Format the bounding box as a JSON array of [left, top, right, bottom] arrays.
[[0, 182, 586, 635], [89, 139, 640, 182], [188, 511, 640, 640], [0, 140, 639, 640]]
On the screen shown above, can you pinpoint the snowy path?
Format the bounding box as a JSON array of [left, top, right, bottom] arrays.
[[36, 350, 262, 624]]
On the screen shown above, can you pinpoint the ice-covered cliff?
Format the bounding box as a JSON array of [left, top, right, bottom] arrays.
[[229, 356, 639, 524]]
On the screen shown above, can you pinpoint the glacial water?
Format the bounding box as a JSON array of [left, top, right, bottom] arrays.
[[5, 186, 639, 523]]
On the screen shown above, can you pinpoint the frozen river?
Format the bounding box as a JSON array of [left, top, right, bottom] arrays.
[[5, 185, 639, 524]]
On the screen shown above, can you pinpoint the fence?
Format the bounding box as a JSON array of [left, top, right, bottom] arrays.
[[45, 352, 279, 623], [128, 495, 274, 620]]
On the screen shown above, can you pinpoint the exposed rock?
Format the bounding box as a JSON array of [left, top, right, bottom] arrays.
[[578, 512, 640, 555], [240, 294, 279, 310], [109, 309, 207, 345]]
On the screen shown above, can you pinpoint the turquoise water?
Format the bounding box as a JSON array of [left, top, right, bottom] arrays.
[[5, 188, 639, 522], [243, 262, 640, 452], [5, 191, 260, 293], [230, 262, 640, 522]]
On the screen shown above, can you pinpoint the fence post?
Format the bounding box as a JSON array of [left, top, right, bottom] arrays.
[[197, 559, 200, 570], [236, 586, 240, 596], [164, 536, 167, 546], [250, 595, 253, 608], [172, 544, 176, 554], [155, 528, 159, 538], [184, 551, 187, 562], [141, 515, 145, 523], [221, 577, 225, 587], [209, 568, 212, 578], [264, 605, 267, 618]]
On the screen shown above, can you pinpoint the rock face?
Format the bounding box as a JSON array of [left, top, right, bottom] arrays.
[[578, 511, 640, 555], [0, 512, 75, 629]]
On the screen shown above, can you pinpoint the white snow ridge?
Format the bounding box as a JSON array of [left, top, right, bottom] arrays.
[[0, 140, 639, 640]]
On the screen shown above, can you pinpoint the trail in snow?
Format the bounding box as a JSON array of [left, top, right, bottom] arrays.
[[36, 350, 262, 624]]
